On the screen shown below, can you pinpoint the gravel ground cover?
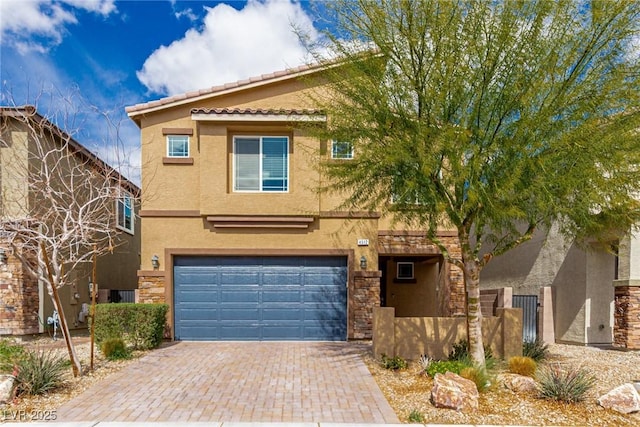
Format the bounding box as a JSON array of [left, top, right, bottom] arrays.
[[3, 336, 640, 425], [364, 343, 640, 425], [1, 335, 144, 422]]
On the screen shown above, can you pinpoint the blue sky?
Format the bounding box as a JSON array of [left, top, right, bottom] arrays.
[[0, 0, 328, 183]]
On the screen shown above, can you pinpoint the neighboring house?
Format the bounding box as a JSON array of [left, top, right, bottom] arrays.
[[126, 64, 467, 341], [0, 106, 141, 336]]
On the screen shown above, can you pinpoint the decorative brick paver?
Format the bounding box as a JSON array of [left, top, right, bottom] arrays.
[[56, 342, 399, 423]]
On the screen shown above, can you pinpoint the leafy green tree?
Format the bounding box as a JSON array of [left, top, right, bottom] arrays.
[[308, 0, 640, 364]]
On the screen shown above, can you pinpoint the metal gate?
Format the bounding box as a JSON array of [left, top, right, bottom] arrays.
[[513, 295, 538, 342]]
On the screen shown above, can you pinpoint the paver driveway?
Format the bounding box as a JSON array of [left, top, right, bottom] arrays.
[[56, 342, 399, 423]]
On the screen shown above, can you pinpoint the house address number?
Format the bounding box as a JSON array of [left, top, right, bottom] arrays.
[[357, 239, 369, 246]]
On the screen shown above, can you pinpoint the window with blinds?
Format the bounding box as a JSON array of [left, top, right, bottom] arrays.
[[234, 136, 289, 192]]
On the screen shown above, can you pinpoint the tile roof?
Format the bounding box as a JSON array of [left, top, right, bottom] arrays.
[[126, 62, 326, 116], [190, 107, 324, 116]]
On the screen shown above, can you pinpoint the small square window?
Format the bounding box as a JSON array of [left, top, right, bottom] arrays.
[[167, 135, 189, 157], [396, 262, 414, 280], [331, 141, 354, 159]]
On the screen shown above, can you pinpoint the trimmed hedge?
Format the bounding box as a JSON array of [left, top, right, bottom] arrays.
[[92, 303, 168, 350]]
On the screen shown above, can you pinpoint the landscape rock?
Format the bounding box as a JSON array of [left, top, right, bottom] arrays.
[[597, 383, 640, 414], [430, 371, 479, 411], [0, 374, 16, 404], [499, 373, 538, 394]]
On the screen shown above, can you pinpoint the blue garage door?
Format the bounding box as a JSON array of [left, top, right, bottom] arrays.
[[173, 256, 348, 341]]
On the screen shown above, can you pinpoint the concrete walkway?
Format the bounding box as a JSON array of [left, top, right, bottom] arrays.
[[55, 342, 399, 424]]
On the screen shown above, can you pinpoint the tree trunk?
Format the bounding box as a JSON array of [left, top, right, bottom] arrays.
[[462, 250, 485, 366], [40, 243, 83, 377]]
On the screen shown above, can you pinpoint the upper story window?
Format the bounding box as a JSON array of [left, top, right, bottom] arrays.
[[234, 136, 289, 192], [331, 141, 354, 159], [117, 193, 134, 234], [167, 135, 189, 158]]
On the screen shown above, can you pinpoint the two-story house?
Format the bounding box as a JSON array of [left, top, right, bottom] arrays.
[[0, 106, 141, 336], [127, 64, 466, 341]]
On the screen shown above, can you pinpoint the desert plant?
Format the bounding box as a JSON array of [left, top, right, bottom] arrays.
[[14, 349, 68, 396], [408, 409, 425, 423], [380, 354, 407, 370], [100, 338, 131, 361], [523, 338, 549, 362], [418, 354, 432, 372], [448, 339, 494, 363], [426, 360, 470, 378], [537, 363, 596, 403], [460, 365, 494, 392], [0, 339, 25, 373], [508, 356, 537, 377]]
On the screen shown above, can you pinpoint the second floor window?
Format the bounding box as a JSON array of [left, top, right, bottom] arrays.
[[167, 135, 189, 157], [234, 136, 289, 192], [331, 141, 354, 159], [117, 193, 134, 234]]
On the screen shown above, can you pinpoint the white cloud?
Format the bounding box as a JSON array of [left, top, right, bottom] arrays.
[[137, 0, 319, 96], [0, 0, 117, 54]]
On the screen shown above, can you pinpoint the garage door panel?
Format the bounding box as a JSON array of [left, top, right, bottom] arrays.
[[262, 289, 302, 302], [220, 308, 259, 321], [178, 309, 219, 321], [174, 256, 347, 341], [219, 325, 260, 339], [262, 307, 302, 321]]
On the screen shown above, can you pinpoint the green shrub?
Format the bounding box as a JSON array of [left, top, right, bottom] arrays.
[[408, 409, 425, 423], [14, 350, 67, 396], [380, 354, 407, 370], [0, 339, 25, 373], [448, 339, 495, 363], [508, 356, 537, 377], [100, 338, 131, 360], [92, 303, 168, 350], [537, 363, 595, 403], [523, 338, 549, 362], [426, 360, 469, 377], [460, 365, 494, 392]]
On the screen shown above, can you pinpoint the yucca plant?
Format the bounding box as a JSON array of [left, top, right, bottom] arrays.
[[537, 363, 595, 403], [15, 349, 68, 396], [523, 338, 549, 362]]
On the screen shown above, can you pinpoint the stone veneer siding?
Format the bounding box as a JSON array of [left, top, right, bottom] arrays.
[[137, 273, 166, 304], [0, 247, 39, 335], [351, 271, 382, 339], [378, 232, 465, 316], [614, 285, 640, 349]]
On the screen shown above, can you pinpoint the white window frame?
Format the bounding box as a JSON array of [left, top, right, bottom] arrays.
[[396, 262, 415, 280], [166, 135, 190, 158], [116, 192, 134, 235], [331, 141, 354, 159], [233, 135, 289, 193]]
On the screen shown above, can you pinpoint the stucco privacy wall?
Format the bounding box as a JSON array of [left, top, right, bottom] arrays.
[[372, 306, 523, 360]]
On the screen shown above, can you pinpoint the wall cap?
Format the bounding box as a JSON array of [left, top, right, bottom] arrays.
[[613, 279, 640, 288]]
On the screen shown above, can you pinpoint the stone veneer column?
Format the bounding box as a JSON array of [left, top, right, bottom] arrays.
[[613, 281, 640, 349], [351, 271, 382, 339], [137, 271, 166, 304], [0, 247, 39, 335]]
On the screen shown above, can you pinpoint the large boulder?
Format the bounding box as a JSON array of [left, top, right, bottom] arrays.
[[499, 373, 538, 394], [597, 383, 640, 414], [0, 374, 16, 404], [430, 371, 479, 411]]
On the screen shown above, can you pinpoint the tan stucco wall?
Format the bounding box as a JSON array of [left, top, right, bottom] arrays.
[[140, 216, 378, 272], [1, 130, 29, 218]]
